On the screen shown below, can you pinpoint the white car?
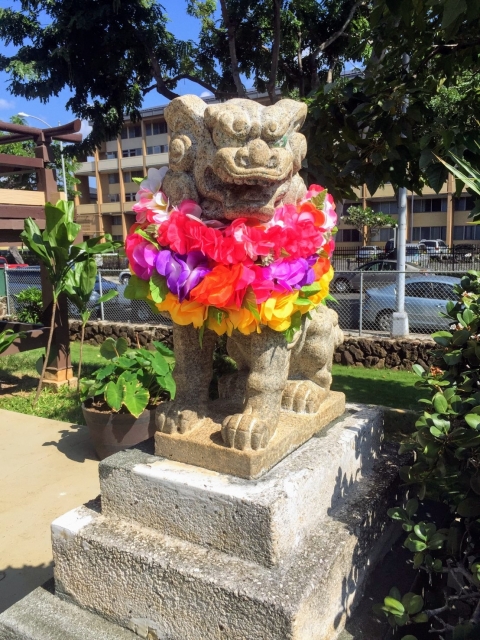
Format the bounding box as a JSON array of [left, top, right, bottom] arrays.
[[357, 246, 381, 260], [419, 239, 449, 258]]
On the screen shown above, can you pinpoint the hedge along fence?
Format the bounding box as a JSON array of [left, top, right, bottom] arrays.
[[69, 321, 435, 371]]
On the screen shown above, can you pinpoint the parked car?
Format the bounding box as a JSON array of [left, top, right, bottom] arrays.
[[418, 239, 449, 259], [332, 260, 423, 293], [357, 246, 382, 260], [363, 275, 460, 332], [5, 266, 115, 320], [118, 270, 131, 285]]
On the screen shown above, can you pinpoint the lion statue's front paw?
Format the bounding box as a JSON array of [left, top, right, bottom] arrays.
[[221, 412, 276, 451], [281, 380, 327, 414], [155, 401, 207, 434]]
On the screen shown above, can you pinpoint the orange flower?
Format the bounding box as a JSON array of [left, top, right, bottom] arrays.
[[190, 263, 255, 308], [298, 201, 326, 227]]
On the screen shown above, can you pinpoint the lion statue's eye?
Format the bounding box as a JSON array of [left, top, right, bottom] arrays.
[[262, 118, 289, 143], [231, 117, 249, 136]]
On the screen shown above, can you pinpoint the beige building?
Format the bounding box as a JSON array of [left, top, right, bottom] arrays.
[[75, 98, 476, 248], [74, 91, 275, 241], [339, 177, 477, 249]]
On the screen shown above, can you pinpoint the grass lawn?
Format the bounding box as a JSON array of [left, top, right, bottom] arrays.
[[331, 364, 423, 411], [0, 343, 424, 424]]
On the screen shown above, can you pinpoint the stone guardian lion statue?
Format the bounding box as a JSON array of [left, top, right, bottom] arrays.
[[156, 95, 343, 451]]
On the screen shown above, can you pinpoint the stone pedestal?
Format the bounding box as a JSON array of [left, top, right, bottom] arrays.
[[0, 404, 402, 640]]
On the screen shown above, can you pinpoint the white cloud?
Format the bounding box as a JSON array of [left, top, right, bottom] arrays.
[[200, 91, 213, 98], [0, 98, 14, 110], [79, 119, 92, 139]]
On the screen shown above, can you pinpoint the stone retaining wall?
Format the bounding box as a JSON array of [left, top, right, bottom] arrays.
[[69, 320, 173, 350], [335, 336, 435, 370], [69, 321, 435, 371]]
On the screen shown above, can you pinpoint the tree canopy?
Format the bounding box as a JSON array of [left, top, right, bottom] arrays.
[[0, 0, 368, 152], [305, 0, 480, 199]]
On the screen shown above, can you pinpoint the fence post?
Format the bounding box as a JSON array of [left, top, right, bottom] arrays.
[[5, 267, 10, 316], [98, 269, 105, 321], [359, 271, 363, 336]]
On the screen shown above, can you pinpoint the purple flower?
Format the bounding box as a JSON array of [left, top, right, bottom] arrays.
[[131, 241, 159, 280], [264, 257, 316, 292], [156, 250, 210, 301]]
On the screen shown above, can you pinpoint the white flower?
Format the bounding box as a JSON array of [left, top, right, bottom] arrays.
[[135, 166, 168, 202]]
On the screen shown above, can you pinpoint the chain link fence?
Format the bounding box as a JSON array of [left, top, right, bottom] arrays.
[[1, 265, 461, 336], [329, 269, 459, 336]]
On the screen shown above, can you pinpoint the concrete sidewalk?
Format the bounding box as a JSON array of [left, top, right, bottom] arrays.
[[0, 410, 99, 613]]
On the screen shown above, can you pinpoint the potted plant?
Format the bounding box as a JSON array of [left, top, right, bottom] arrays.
[[80, 336, 175, 459]]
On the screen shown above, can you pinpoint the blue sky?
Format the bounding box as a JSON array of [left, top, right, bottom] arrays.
[[0, 0, 219, 134]]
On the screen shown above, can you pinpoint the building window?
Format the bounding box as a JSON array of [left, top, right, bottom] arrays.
[[106, 151, 118, 159], [454, 197, 475, 211], [108, 173, 120, 184], [130, 125, 141, 139], [336, 229, 361, 242], [412, 198, 447, 213], [125, 192, 136, 202], [122, 148, 142, 157], [123, 170, 143, 183], [145, 121, 167, 136], [147, 144, 169, 155], [379, 228, 395, 241], [107, 194, 120, 203], [112, 235, 123, 241], [112, 216, 122, 226], [412, 226, 447, 240], [453, 225, 480, 241], [370, 201, 398, 215]]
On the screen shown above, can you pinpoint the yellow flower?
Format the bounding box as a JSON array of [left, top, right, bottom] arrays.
[[157, 294, 207, 328], [260, 291, 299, 332]]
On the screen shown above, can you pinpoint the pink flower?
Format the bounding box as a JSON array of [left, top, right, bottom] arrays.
[[125, 233, 158, 280], [304, 184, 324, 201], [323, 193, 337, 231]]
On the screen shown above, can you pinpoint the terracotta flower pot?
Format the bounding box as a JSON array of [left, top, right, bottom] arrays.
[[82, 403, 157, 460]]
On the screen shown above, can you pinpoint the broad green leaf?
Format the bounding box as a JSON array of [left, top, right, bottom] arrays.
[[149, 272, 168, 304], [431, 331, 452, 347], [95, 363, 116, 381], [123, 380, 149, 418], [242, 286, 261, 322], [100, 337, 118, 360], [300, 282, 321, 297], [105, 380, 124, 412], [432, 393, 448, 414], [465, 413, 480, 430], [383, 597, 404, 615], [401, 593, 423, 615], [124, 276, 150, 300], [97, 289, 118, 305]]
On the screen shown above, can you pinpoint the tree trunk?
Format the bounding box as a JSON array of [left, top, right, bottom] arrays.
[[219, 0, 246, 98], [77, 321, 85, 391], [33, 293, 57, 406], [267, 0, 282, 104]]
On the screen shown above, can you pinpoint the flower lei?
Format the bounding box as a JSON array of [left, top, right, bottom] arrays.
[[125, 167, 337, 339]]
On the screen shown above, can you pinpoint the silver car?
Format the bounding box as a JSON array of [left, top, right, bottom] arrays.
[[332, 260, 422, 293], [363, 275, 460, 332]]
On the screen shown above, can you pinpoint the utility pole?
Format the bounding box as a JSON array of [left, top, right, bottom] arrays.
[[391, 53, 410, 338]]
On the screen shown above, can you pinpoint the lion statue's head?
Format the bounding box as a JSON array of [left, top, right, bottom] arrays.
[[162, 95, 308, 222]]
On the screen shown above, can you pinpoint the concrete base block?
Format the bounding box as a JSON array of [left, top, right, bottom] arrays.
[[43, 377, 78, 391], [52, 447, 401, 640], [0, 585, 137, 640], [101, 404, 383, 566], [390, 312, 409, 338], [155, 391, 346, 479]]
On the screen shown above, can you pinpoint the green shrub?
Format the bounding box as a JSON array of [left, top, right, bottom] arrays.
[[14, 287, 42, 324], [374, 271, 480, 638]]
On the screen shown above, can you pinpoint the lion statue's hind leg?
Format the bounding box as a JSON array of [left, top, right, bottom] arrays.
[[283, 306, 343, 414]]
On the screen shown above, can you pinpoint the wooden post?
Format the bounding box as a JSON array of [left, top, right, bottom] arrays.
[[37, 134, 75, 387]]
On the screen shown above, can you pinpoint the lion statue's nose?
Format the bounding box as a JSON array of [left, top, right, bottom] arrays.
[[242, 139, 278, 168]]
